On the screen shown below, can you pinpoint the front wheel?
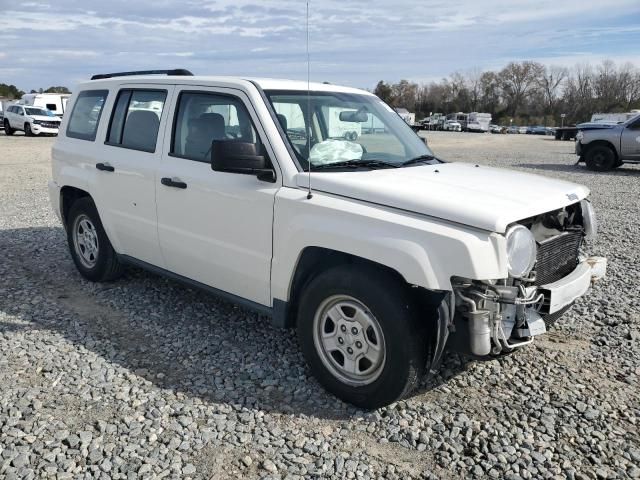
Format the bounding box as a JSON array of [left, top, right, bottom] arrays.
[[297, 264, 427, 409], [24, 123, 33, 136], [66, 197, 124, 282], [585, 145, 616, 171]]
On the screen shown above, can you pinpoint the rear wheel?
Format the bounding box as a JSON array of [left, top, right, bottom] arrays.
[[4, 120, 14, 135], [24, 123, 33, 136], [66, 197, 124, 282], [585, 145, 616, 171], [297, 264, 428, 409]]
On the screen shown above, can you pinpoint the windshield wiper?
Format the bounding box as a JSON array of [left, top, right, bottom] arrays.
[[400, 154, 439, 167], [311, 159, 400, 170]]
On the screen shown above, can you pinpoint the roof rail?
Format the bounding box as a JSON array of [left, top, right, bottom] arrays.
[[90, 69, 194, 80]]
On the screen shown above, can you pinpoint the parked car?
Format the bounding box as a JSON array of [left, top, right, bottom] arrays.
[[528, 126, 547, 135], [506, 126, 520, 134], [49, 69, 606, 408], [489, 124, 505, 134], [443, 120, 462, 131], [576, 113, 640, 171], [3, 104, 61, 136], [518, 126, 528, 134]]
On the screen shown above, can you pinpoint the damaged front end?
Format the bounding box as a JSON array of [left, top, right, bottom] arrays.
[[451, 200, 606, 357]]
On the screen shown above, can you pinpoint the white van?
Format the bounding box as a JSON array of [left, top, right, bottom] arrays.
[[48, 69, 605, 408], [19, 93, 72, 117]]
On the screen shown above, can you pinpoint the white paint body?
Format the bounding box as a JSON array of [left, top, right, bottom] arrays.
[[49, 75, 594, 310], [4, 104, 61, 135]]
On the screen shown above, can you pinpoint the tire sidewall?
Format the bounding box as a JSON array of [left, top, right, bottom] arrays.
[[585, 145, 615, 171], [66, 198, 116, 281], [297, 266, 425, 408]]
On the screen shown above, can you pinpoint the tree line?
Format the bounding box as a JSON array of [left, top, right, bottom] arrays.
[[0, 84, 71, 99], [374, 60, 640, 126]]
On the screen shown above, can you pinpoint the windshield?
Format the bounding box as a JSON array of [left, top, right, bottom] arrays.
[[25, 107, 54, 117], [265, 90, 434, 170]]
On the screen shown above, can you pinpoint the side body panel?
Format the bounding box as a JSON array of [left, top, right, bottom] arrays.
[[620, 120, 640, 160], [271, 187, 507, 302]]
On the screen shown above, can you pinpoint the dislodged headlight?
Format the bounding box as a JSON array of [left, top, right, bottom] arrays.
[[580, 199, 597, 240], [576, 131, 583, 141], [505, 224, 537, 278]]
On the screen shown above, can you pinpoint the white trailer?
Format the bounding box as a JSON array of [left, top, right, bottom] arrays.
[[467, 112, 492, 132], [19, 93, 72, 117]]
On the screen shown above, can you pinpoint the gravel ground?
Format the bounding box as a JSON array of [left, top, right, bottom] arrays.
[[0, 129, 639, 480]]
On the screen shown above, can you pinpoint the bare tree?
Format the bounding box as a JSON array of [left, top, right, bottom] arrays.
[[499, 61, 544, 116], [372, 59, 639, 125], [539, 65, 568, 119]]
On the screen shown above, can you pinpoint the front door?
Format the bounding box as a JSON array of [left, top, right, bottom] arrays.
[[155, 86, 279, 306], [620, 116, 640, 160]]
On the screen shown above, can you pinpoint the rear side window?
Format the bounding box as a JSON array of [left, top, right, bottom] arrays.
[[66, 90, 108, 141], [107, 89, 167, 153]]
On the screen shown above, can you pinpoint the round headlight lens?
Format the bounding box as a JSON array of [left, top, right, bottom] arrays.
[[580, 199, 597, 240], [505, 225, 537, 278]]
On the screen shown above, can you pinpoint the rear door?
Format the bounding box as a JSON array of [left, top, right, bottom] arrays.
[[620, 117, 640, 160], [89, 85, 174, 267], [155, 85, 280, 306]]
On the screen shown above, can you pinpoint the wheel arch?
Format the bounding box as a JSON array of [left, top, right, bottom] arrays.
[[582, 139, 618, 160], [274, 246, 446, 329], [60, 186, 92, 227]]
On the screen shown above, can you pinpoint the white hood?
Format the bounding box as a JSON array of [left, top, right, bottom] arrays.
[[296, 162, 589, 232], [30, 115, 60, 123]]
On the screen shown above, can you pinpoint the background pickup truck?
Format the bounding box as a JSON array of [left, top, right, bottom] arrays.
[[576, 114, 640, 171]]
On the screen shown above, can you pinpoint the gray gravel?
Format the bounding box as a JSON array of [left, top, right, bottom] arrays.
[[1, 130, 639, 479]]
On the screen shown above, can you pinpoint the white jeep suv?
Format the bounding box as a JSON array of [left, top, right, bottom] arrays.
[[49, 69, 606, 408], [4, 104, 61, 136]]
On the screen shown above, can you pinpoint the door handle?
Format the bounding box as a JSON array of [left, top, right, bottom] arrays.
[[161, 177, 187, 189], [96, 162, 115, 172]]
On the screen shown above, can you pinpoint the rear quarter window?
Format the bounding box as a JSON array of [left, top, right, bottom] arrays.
[[66, 90, 108, 141]]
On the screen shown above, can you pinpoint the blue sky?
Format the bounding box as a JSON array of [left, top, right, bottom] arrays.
[[1, 0, 639, 92]]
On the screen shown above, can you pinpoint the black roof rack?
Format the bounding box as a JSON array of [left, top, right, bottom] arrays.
[[90, 69, 193, 80]]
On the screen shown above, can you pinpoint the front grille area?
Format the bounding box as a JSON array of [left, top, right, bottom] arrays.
[[39, 122, 60, 129], [534, 230, 582, 286]]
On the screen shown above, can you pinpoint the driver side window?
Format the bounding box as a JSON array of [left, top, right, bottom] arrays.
[[172, 91, 260, 163]]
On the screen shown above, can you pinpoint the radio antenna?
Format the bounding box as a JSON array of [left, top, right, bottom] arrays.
[[305, 1, 313, 200]]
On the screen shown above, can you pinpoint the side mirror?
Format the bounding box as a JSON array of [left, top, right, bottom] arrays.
[[211, 140, 275, 182]]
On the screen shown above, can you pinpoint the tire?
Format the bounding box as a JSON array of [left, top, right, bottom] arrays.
[[66, 197, 124, 282], [297, 264, 428, 409], [24, 123, 33, 136], [4, 120, 14, 135], [585, 145, 616, 172]]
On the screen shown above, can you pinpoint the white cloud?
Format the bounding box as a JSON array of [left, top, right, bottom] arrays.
[[1, 0, 638, 91]]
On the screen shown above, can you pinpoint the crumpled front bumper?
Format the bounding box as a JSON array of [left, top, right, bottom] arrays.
[[539, 256, 606, 314], [452, 256, 607, 356]]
